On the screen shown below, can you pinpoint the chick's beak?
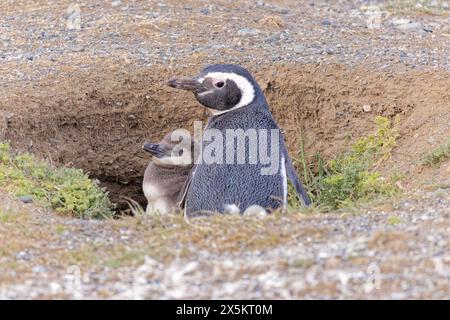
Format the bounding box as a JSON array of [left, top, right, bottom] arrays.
[[167, 76, 206, 94], [142, 142, 167, 158]]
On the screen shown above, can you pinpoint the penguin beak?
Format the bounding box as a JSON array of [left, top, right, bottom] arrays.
[[142, 142, 167, 158], [167, 77, 206, 94]]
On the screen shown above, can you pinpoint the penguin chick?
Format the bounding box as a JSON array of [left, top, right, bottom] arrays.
[[142, 130, 195, 215]]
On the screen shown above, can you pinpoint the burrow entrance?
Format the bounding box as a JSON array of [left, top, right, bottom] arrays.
[[1, 63, 449, 210]]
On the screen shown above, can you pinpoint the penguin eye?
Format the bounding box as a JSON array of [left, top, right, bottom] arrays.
[[215, 81, 224, 88]]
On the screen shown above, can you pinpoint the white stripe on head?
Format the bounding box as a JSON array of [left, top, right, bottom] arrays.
[[198, 72, 255, 115]]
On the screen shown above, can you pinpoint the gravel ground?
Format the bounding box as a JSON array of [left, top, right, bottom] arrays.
[[1, 188, 449, 299], [1, 0, 450, 87], [110, 190, 450, 300]]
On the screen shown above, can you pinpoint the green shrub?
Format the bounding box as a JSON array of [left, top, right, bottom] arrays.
[[421, 138, 450, 167], [291, 116, 399, 210], [0, 142, 114, 219]]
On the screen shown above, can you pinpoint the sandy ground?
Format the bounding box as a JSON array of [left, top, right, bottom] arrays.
[[0, 0, 449, 299]]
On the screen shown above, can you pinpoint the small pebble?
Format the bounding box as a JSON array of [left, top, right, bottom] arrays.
[[147, 12, 159, 19], [293, 44, 306, 53], [19, 195, 33, 204], [71, 45, 85, 52], [397, 22, 423, 31], [237, 28, 260, 36], [392, 18, 411, 26], [16, 251, 31, 261]]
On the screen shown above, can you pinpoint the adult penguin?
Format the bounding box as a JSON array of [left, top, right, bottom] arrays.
[[168, 64, 311, 215]]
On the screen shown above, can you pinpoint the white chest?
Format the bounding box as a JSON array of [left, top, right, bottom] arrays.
[[143, 182, 171, 214]]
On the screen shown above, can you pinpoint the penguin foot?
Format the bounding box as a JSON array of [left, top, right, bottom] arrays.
[[243, 205, 268, 218], [223, 204, 240, 215], [222, 204, 268, 218]]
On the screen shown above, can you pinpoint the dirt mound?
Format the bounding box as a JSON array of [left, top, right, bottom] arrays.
[[1, 63, 449, 208]]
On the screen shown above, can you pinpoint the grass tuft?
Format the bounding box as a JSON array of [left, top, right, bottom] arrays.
[[0, 142, 114, 219], [421, 138, 450, 167], [290, 116, 400, 211], [387, 216, 401, 226]]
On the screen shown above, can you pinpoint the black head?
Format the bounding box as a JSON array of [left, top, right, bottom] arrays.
[[168, 64, 263, 115]]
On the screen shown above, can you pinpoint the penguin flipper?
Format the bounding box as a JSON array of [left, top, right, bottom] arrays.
[[176, 164, 195, 210], [285, 152, 311, 207]]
